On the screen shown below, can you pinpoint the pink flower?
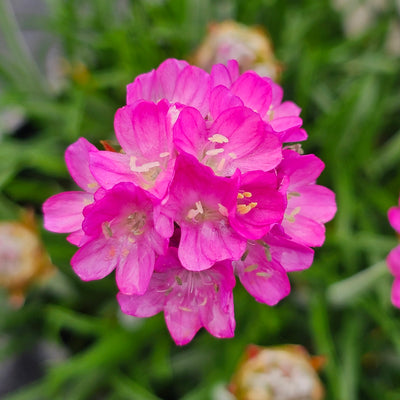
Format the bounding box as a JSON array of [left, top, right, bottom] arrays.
[[89, 100, 177, 199], [229, 171, 286, 240], [43, 138, 100, 245], [278, 149, 337, 247], [71, 182, 167, 295], [158, 154, 246, 271], [126, 59, 210, 116], [118, 248, 236, 345], [210, 61, 307, 142], [43, 58, 337, 345], [233, 225, 314, 305], [387, 196, 400, 308], [173, 106, 282, 176]]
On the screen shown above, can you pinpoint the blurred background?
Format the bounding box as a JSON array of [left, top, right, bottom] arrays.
[[0, 0, 400, 399]]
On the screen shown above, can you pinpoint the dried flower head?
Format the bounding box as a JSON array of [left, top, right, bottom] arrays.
[[229, 344, 325, 400], [191, 21, 282, 81], [0, 210, 54, 307]]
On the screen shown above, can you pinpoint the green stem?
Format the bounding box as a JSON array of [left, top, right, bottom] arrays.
[[327, 260, 389, 307]]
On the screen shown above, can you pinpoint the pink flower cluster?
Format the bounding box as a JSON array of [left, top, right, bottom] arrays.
[[388, 196, 400, 308], [43, 59, 336, 345]]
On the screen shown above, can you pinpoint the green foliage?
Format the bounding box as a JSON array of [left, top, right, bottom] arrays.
[[0, 0, 400, 398]]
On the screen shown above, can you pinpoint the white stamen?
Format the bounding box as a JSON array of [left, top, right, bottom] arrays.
[[187, 201, 204, 220], [206, 148, 224, 156], [228, 152, 237, 159], [208, 133, 229, 143], [217, 158, 226, 171], [130, 156, 160, 173], [159, 152, 170, 158], [199, 298, 207, 306], [195, 201, 204, 214]]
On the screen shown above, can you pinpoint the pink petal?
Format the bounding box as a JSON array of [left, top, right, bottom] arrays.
[[155, 59, 190, 101], [172, 65, 210, 115], [43, 191, 93, 233], [273, 101, 301, 118], [126, 70, 156, 104], [164, 304, 202, 346], [289, 185, 337, 223], [235, 244, 290, 305], [231, 72, 272, 117], [209, 85, 243, 118], [65, 138, 99, 192], [126, 59, 189, 104], [71, 239, 117, 281], [179, 221, 246, 271], [282, 214, 326, 247], [388, 206, 400, 233], [208, 107, 282, 174], [114, 100, 172, 156], [266, 230, 315, 272], [269, 116, 302, 133], [265, 78, 283, 107], [116, 242, 155, 295], [279, 127, 308, 143], [117, 291, 164, 318], [387, 245, 400, 276], [210, 60, 239, 88], [230, 171, 286, 240], [89, 151, 134, 190], [280, 150, 325, 187], [173, 106, 206, 160], [391, 278, 400, 308], [202, 295, 235, 339]]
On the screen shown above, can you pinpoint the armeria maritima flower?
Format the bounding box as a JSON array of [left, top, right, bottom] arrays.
[[43, 58, 336, 345], [387, 195, 400, 308]]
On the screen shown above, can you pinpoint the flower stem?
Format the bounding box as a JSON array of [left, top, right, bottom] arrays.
[[327, 260, 389, 306]]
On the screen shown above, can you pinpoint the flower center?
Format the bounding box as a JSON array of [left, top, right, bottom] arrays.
[[126, 212, 147, 235]]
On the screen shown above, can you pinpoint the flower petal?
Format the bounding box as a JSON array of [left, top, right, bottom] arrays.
[[65, 138, 99, 192], [71, 239, 117, 281], [43, 191, 92, 233]]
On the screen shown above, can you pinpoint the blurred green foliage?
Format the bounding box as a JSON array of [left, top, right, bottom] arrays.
[[0, 0, 400, 399]]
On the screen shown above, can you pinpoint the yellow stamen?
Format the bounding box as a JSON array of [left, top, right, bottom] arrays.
[[285, 206, 301, 223], [244, 264, 258, 272], [102, 222, 112, 238], [243, 192, 252, 198], [87, 182, 98, 189], [237, 202, 258, 215]]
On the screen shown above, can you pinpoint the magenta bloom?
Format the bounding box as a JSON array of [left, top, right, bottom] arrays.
[[72, 182, 167, 295], [43, 58, 337, 344], [118, 248, 235, 345], [387, 196, 400, 308], [278, 149, 337, 247], [159, 154, 246, 271]]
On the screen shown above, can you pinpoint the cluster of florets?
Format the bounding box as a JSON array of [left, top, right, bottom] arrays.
[[43, 59, 336, 345], [387, 196, 400, 308]]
